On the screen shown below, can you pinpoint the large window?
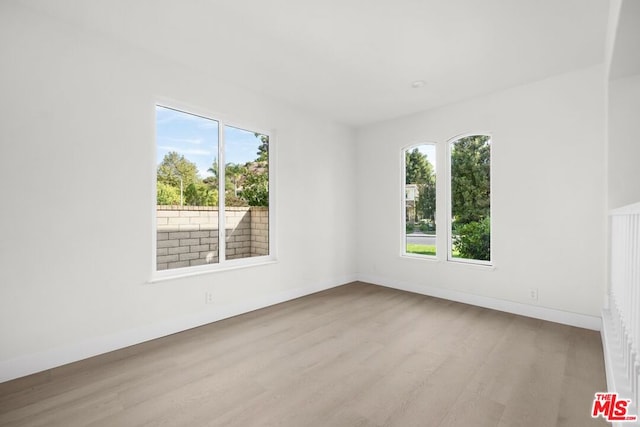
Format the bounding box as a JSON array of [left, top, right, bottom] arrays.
[[155, 104, 271, 275], [449, 135, 491, 263], [403, 144, 437, 257], [402, 134, 491, 264]]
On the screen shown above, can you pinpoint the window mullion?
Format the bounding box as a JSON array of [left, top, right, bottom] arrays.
[[218, 122, 226, 263], [154, 103, 272, 278]]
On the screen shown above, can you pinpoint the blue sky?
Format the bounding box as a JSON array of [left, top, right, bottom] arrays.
[[156, 105, 264, 178], [416, 144, 436, 171]]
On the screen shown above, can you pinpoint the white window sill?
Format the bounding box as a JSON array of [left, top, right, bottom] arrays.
[[400, 254, 495, 270], [147, 257, 278, 284]]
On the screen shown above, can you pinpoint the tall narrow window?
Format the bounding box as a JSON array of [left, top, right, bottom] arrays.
[[449, 135, 491, 263], [155, 104, 270, 275], [403, 144, 437, 257], [223, 125, 269, 261]]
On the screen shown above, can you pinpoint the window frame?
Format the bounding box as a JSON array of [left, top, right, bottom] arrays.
[[401, 142, 438, 260], [446, 132, 492, 266], [150, 100, 276, 282], [400, 133, 493, 267]]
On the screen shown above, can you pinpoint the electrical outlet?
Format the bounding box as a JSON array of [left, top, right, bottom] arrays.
[[528, 288, 538, 301], [205, 292, 214, 304]]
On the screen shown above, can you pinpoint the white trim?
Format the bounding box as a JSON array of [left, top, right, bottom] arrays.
[[0, 275, 357, 383], [602, 309, 624, 393], [401, 255, 496, 271], [151, 101, 275, 282], [400, 145, 407, 256], [605, 204, 640, 422], [446, 132, 493, 265], [268, 130, 277, 260], [601, 308, 639, 426], [401, 142, 438, 259], [148, 258, 277, 283], [611, 202, 640, 215], [151, 104, 159, 280], [447, 257, 493, 267], [359, 274, 602, 331], [218, 116, 226, 262], [401, 253, 439, 262]]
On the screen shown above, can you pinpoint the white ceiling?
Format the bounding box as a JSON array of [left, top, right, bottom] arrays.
[[18, 0, 608, 127]]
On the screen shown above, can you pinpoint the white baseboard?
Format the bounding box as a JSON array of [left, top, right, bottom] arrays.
[[1, 273, 602, 384], [0, 275, 356, 384], [358, 274, 602, 331]]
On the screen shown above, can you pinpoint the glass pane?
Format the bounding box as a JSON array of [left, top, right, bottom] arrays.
[[223, 125, 269, 261], [450, 135, 491, 262], [155, 105, 219, 271], [404, 144, 437, 256]]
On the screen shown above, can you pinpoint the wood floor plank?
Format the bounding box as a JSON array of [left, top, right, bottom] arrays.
[[0, 282, 608, 426]]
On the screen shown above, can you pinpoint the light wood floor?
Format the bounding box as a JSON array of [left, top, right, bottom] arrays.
[[0, 282, 607, 427]]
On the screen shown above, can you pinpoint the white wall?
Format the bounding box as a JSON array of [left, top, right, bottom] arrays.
[[601, 0, 640, 406], [356, 65, 606, 321], [607, 0, 640, 210], [0, 3, 357, 381], [0, 1, 611, 384], [608, 73, 640, 209]]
